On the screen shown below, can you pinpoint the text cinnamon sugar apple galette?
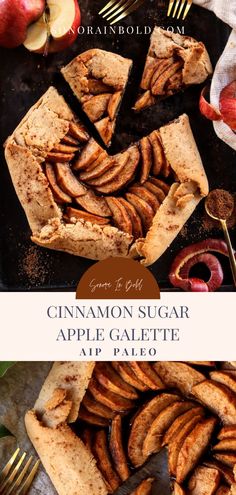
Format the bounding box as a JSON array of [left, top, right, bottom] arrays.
[[25, 361, 236, 495], [4, 28, 212, 266]]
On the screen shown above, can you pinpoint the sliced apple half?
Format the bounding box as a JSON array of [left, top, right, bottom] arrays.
[[24, 0, 81, 54]]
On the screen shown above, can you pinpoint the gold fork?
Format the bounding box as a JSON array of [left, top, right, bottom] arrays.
[[99, 0, 146, 25], [167, 0, 192, 19], [0, 448, 40, 495]]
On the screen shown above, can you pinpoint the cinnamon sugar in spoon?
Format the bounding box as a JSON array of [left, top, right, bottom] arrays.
[[205, 189, 236, 286]]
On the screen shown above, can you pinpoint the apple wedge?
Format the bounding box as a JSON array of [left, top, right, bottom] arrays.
[[214, 453, 236, 468], [192, 380, 236, 425], [88, 378, 135, 412], [23, 0, 81, 54], [187, 466, 220, 495], [82, 392, 115, 419], [109, 415, 130, 481], [213, 438, 236, 452], [78, 405, 109, 427], [175, 417, 217, 483], [210, 371, 236, 395], [174, 482, 186, 495], [142, 400, 196, 459], [153, 362, 205, 396], [94, 362, 139, 400], [162, 406, 205, 446], [128, 393, 179, 467], [128, 362, 164, 390], [112, 362, 149, 392], [168, 413, 205, 476], [93, 430, 121, 492], [203, 460, 234, 486], [215, 487, 230, 495], [218, 426, 236, 441], [134, 479, 154, 495]]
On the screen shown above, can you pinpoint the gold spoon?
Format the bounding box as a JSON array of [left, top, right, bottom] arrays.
[[205, 189, 236, 287]]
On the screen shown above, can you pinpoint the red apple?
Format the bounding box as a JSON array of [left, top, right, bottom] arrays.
[[23, 0, 81, 54], [220, 81, 236, 131], [0, 0, 45, 48]]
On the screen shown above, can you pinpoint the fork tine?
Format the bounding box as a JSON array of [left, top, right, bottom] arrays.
[[173, 0, 181, 17], [177, 0, 186, 18], [110, 0, 145, 24], [0, 453, 26, 493], [0, 449, 20, 485], [16, 460, 40, 495], [182, 0, 192, 19], [98, 0, 117, 15], [167, 0, 175, 16], [4, 457, 33, 495], [106, 0, 133, 21], [102, 0, 127, 18]]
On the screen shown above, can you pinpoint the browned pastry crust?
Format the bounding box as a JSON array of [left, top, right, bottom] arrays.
[[4, 87, 208, 266], [61, 49, 132, 145], [134, 27, 212, 111]]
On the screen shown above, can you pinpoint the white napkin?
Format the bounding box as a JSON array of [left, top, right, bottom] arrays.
[[193, 0, 236, 150]]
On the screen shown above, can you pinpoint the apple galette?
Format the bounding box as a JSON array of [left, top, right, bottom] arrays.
[[134, 28, 212, 111], [4, 84, 208, 266], [61, 49, 132, 146], [25, 361, 236, 495]]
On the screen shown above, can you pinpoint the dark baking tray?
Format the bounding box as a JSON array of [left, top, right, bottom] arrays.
[[0, 1, 235, 291]]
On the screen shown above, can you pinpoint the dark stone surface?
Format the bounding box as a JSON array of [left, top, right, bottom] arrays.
[[0, 1, 235, 290]]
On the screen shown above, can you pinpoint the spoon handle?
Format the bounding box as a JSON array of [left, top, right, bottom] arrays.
[[221, 219, 236, 287]]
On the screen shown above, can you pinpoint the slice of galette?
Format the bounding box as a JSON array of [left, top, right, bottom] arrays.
[[4, 86, 209, 266], [61, 49, 132, 146], [134, 27, 212, 111]]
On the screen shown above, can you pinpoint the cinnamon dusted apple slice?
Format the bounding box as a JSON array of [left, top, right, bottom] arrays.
[[140, 58, 165, 90], [107, 92, 122, 121], [162, 406, 205, 446], [93, 430, 121, 492], [65, 207, 110, 226], [213, 438, 236, 452], [52, 143, 79, 153], [117, 198, 143, 240], [83, 392, 115, 419], [175, 417, 217, 483], [140, 136, 152, 184], [46, 151, 75, 163], [95, 117, 115, 146], [153, 362, 205, 396], [148, 177, 170, 195], [128, 393, 180, 467], [203, 460, 234, 486], [214, 453, 236, 468], [148, 131, 165, 175], [75, 190, 111, 218], [128, 362, 164, 390], [187, 466, 221, 495], [87, 152, 129, 187], [143, 181, 166, 203], [95, 146, 140, 194], [134, 479, 154, 495], [188, 362, 216, 367], [210, 371, 236, 395], [74, 139, 105, 171], [218, 426, 236, 441], [83, 94, 111, 123], [167, 71, 183, 94], [150, 58, 174, 90], [82, 151, 108, 173], [79, 405, 109, 427], [45, 163, 72, 204], [88, 79, 111, 94], [168, 413, 205, 476], [109, 415, 130, 481], [106, 197, 133, 236], [89, 378, 135, 412], [134, 90, 155, 112], [152, 61, 183, 96], [62, 134, 80, 146], [69, 121, 89, 142], [215, 487, 230, 495], [79, 157, 116, 182], [94, 362, 139, 400], [192, 380, 236, 425], [55, 163, 87, 197], [126, 193, 154, 233], [142, 400, 196, 459], [112, 362, 149, 392], [129, 185, 160, 212]]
